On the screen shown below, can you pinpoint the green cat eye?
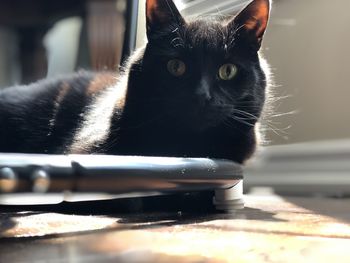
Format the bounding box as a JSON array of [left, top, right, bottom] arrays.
[[218, 64, 237, 80], [167, 59, 186, 77]]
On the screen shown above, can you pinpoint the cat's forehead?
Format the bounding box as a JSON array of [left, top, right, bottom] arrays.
[[182, 20, 229, 52]]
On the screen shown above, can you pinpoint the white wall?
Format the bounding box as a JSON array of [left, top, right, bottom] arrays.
[[262, 0, 350, 144]]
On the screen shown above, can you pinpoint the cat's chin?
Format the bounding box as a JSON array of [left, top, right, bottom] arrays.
[[182, 115, 227, 132]]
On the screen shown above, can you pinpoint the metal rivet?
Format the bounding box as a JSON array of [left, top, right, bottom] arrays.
[[32, 169, 50, 193], [0, 167, 18, 193]]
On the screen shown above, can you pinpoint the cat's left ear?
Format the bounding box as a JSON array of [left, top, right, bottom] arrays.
[[146, 0, 185, 40], [229, 0, 270, 51]]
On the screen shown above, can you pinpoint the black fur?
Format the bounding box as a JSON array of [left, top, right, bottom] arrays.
[[0, 0, 270, 164], [0, 72, 97, 153]]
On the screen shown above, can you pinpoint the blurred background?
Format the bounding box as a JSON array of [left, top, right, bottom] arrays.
[[0, 0, 130, 85]]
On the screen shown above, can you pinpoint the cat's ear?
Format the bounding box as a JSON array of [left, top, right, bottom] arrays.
[[229, 0, 270, 50], [146, 0, 185, 39]]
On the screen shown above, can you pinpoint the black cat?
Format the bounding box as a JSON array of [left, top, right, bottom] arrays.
[[0, 0, 270, 164]]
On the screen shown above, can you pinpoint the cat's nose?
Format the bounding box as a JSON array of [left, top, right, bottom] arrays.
[[196, 77, 212, 104]]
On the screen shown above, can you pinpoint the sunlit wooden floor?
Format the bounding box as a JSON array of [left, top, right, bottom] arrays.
[[1, 194, 350, 262]]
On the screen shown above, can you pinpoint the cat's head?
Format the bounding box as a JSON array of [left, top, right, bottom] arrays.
[[139, 0, 270, 131]]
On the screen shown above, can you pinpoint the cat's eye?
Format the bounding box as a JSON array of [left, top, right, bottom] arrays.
[[218, 64, 237, 80], [167, 59, 186, 77]]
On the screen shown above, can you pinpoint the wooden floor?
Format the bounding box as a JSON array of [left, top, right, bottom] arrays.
[[1, 194, 350, 262]]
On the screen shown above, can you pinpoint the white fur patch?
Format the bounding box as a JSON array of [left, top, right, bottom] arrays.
[[69, 76, 127, 154], [68, 48, 144, 154], [257, 52, 274, 146]]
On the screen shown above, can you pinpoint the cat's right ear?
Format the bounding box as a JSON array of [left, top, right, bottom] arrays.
[[146, 0, 185, 40], [229, 0, 270, 51]]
